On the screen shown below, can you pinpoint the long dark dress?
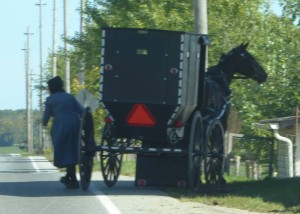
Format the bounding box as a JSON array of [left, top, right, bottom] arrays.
[[43, 92, 83, 168]]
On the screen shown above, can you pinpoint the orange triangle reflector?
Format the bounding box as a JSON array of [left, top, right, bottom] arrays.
[[126, 104, 156, 127]]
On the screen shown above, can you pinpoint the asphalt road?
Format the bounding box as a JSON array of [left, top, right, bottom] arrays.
[[0, 154, 265, 214]]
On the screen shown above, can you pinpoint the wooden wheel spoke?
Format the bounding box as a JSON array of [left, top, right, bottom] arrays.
[[103, 160, 110, 172], [204, 120, 225, 185], [100, 127, 124, 187]]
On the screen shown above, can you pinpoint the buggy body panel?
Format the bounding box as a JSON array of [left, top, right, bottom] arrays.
[[100, 28, 207, 141]]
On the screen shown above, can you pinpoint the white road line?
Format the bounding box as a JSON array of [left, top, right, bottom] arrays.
[[90, 183, 122, 214], [29, 156, 41, 172]]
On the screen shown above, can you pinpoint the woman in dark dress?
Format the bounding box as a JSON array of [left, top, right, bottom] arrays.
[[43, 76, 83, 189]]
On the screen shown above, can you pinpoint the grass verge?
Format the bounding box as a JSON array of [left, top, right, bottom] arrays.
[[163, 176, 300, 214], [119, 160, 300, 214], [0, 146, 29, 155]]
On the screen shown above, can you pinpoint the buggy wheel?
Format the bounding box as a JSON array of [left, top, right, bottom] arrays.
[[188, 111, 203, 190], [78, 107, 95, 191], [79, 149, 93, 191], [100, 125, 124, 187], [204, 120, 226, 185]]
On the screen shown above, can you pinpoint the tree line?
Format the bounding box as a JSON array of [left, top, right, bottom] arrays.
[[0, 110, 40, 148]]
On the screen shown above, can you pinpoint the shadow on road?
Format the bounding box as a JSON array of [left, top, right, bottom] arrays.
[[0, 177, 169, 198], [0, 180, 94, 197]]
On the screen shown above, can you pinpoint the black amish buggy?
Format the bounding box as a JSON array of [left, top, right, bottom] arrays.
[[78, 27, 267, 191]]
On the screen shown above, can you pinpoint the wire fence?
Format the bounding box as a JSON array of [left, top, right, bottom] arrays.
[[225, 156, 270, 179], [224, 134, 275, 180]]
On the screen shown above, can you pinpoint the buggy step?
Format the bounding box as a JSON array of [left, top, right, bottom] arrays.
[[83, 145, 216, 157], [93, 145, 187, 155]]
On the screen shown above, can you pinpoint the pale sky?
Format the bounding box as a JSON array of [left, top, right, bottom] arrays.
[[0, 1, 281, 110], [0, 0, 80, 110]]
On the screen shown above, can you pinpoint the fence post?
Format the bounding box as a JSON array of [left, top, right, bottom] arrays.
[[234, 155, 241, 176], [224, 157, 230, 175], [268, 139, 275, 177], [252, 161, 258, 180], [245, 160, 251, 178]]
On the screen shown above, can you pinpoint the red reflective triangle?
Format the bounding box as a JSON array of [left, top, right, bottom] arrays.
[[126, 104, 156, 127]]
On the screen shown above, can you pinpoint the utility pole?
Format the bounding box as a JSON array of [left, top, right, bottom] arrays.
[[194, 0, 208, 34], [194, 0, 208, 69], [295, 107, 299, 177], [64, 0, 71, 93], [52, 0, 57, 77], [79, 0, 86, 85], [23, 27, 33, 154], [36, 0, 46, 154]]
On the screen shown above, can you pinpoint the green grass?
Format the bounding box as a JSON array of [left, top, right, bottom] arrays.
[[94, 158, 136, 176], [121, 160, 136, 176], [163, 177, 300, 214], [0, 146, 29, 155]]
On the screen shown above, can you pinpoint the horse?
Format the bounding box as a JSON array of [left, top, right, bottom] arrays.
[[202, 43, 267, 131], [200, 43, 268, 185]]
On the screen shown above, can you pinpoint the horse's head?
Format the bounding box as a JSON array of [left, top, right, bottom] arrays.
[[219, 43, 267, 84]]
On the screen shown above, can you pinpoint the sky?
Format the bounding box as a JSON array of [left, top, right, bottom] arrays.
[[0, 0, 81, 110], [0, 1, 282, 111]]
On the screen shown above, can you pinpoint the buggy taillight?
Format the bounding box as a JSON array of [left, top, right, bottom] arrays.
[[175, 121, 184, 128], [105, 116, 113, 124]]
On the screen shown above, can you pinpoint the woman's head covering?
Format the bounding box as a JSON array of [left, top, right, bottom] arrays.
[[47, 76, 65, 94]]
